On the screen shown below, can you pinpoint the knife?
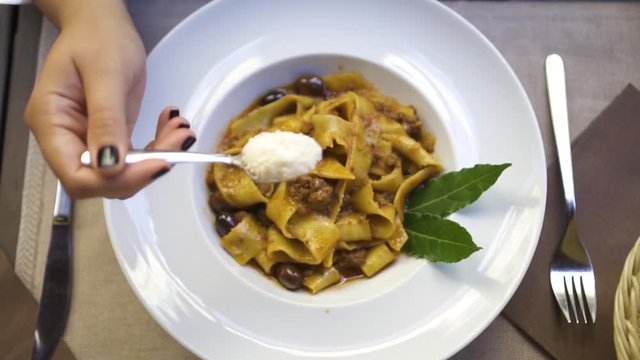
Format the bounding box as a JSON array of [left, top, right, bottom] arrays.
[[31, 181, 73, 360]]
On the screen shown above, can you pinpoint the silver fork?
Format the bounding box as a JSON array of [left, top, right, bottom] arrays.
[[545, 54, 597, 324]]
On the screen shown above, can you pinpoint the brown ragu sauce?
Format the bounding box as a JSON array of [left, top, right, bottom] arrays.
[[287, 175, 337, 215], [207, 73, 439, 293]]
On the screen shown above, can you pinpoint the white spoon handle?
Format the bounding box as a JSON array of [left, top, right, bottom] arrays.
[[80, 150, 238, 166]]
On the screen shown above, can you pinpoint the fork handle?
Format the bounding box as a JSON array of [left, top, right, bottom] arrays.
[[545, 54, 576, 217]]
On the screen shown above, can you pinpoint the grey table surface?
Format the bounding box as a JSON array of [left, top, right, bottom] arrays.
[[3, 0, 640, 358], [0, 4, 40, 265], [0, 7, 13, 138]]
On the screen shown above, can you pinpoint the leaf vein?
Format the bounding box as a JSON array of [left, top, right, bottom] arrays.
[[408, 170, 500, 213], [406, 229, 477, 249]]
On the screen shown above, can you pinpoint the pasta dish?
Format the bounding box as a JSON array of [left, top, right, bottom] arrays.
[[206, 72, 442, 293]]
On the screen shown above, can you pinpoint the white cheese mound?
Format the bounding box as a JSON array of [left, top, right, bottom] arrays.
[[239, 131, 322, 182]]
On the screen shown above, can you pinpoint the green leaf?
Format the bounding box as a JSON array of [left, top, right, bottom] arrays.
[[406, 163, 511, 217], [403, 213, 481, 263]]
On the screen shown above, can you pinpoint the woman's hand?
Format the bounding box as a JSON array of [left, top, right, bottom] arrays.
[[25, 0, 194, 199]]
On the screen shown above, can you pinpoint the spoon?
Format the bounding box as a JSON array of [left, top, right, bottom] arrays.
[[80, 131, 323, 183], [79, 149, 309, 183]]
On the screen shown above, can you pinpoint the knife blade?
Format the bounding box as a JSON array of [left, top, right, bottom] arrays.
[[31, 181, 73, 360]]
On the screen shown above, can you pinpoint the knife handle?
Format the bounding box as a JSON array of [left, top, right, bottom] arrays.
[[32, 183, 73, 360], [32, 224, 73, 360]]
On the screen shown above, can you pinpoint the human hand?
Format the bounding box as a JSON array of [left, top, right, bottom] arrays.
[[25, 0, 195, 199]]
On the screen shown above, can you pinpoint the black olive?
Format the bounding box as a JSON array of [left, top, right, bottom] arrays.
[[215, 212, 237, 237], [260, 89, 287, 105], [274, 263, 303, 290], [252, 205, 271, 227], [293, 75, 326, 97]]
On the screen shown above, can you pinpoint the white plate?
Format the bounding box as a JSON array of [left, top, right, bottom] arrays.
[[105, 0, 546, 358]]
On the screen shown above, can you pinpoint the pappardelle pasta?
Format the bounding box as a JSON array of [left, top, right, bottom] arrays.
[[206, 72, 443, 293]]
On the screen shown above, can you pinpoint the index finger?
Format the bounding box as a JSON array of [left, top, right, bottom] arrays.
[[33, 116, 168, 199]]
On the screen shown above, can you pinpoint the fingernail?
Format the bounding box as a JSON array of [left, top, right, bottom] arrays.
[[97, 145, 119, 168], [181, 136, 196, 151], [151, 167, 171, 180], [178, 123, 190, 129], [169, 109, 180, 119]]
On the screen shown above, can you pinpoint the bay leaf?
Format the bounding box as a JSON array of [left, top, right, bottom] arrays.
[[406, 163, 511, 217], [403, 212, 481, 263]]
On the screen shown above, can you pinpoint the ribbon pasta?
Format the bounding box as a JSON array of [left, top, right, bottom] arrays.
[[208, 72, 443, 293]]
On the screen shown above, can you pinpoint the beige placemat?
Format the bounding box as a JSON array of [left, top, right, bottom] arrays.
[[15, 136, 198, 360], [0, 249, 75, 360]]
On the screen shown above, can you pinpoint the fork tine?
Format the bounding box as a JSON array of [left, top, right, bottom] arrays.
[[566, 276, 580, 323], [582, 272, 597, 322], [571, 276, 587, 323], [550, 274, 572, 323]]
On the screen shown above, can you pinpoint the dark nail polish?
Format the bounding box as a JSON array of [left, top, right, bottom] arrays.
[[151, 167, 171, 180], [169, 109, 180, 119], [97, 145, 119, 168], [181, 136, 196, 151], [178, 123, 190, 129]]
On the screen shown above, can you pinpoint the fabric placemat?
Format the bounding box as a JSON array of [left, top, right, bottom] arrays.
[[13, 146, 197, 360], [504, 84, 640, 359], [0, 250, 75, 360]]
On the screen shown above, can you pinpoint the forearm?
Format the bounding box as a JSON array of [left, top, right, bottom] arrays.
[[33, 0, 129, 29]]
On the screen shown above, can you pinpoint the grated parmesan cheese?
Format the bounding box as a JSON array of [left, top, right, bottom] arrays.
[[239, 131, 322, 182]]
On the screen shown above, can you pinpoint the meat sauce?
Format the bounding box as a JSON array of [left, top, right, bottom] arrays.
[[208, 74, 427, 292]]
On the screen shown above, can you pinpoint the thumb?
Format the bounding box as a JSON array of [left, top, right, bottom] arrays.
[[83, 68, 131, 177]]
